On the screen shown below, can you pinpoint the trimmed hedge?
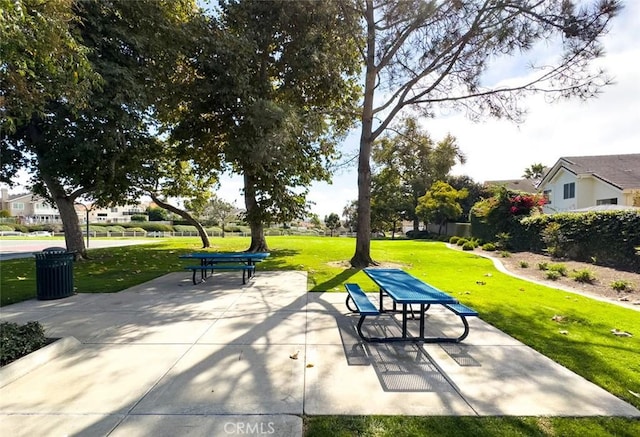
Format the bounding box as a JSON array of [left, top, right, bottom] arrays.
[[517, 211, 640, 269]]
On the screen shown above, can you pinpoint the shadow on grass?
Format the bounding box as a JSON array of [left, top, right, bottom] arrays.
[[311, 268, 361, 292]]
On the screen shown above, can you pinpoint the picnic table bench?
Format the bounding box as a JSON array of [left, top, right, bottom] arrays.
[[345, 268, 478, 343], [179, 252, 269, 285]]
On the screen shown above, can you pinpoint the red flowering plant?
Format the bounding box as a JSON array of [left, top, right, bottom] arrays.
[[508, 193, 546, 216]]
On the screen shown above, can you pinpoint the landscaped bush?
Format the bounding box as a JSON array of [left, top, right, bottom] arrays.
[[0, 225, 14, 231], [572, 269, 597, 284], [173, 225, 198, 233], [405, 230, 431, 239], [545, 270, 561, 281], [456, 238, 468, 246], [461, 241, 475, 251], [610, 280, 633, 292], [449, 236, 461, 244], [0, 321, 47, 366], [482, 242, 496, 251], [520, 210, 640, 270], [519, 261, 529, 268], [12, 224, 28, 233], [126, 223, 173, 232], [548, 263, 568, 276], [538, 262, 549, 271]]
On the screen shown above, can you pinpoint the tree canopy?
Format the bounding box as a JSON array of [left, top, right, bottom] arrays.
[[1, 0, 198, 257], [372, 117, 465, 232], [165, 0, 363, 252], [416, 181, 468, 235], [349, 0, 621, 267]]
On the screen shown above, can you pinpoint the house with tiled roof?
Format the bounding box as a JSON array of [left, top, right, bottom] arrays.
[[537, 154, 640, 213], [484, 178, 538, 193]]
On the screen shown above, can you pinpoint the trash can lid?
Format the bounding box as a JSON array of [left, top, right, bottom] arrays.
[[42, 247, 67, 253]]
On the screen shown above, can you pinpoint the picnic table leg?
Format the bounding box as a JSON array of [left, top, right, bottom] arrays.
[[419, 304, 426, 339], [345, 295, 358, 313], [402, 304, 408, 338], [379, 288, 384, 312]]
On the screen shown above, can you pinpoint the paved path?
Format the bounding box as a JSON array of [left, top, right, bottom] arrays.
[[1, 271, 638, 436]]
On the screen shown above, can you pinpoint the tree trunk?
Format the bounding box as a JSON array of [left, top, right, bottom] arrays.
[[351, 0, 377, 268], [38, 168, 87, 260], [243, 173, 269, 252], [150, 194, 210, 248]]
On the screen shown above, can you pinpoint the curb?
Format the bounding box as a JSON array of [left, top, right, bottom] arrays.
[[0, 337, 81, 388]]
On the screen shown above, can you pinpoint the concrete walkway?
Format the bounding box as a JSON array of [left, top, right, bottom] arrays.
[[1, 271, 638, 436]]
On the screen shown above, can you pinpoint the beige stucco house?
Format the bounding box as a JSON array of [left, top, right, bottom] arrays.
[[537, 154, 640, 214], [0, 188, 148, 224]]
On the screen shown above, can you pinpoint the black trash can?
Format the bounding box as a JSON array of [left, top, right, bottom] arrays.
[[35, 248, 75, 300]]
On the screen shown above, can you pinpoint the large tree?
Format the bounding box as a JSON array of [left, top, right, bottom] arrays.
[[370, 167, 409, 238], [349, 0, 621, 267], [168, 0, 362, 252], [372, 117, 465, 232], [0, 0, 97, 138], [1, 0, 197, 258], [416, 181, 468, 235]]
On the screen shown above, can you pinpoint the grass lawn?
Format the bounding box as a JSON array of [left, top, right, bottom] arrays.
[[1, 236, 638, 435]]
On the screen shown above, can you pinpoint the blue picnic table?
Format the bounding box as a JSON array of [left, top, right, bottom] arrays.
[[344, 268, 478, 343], [179, 252, 270, 285]]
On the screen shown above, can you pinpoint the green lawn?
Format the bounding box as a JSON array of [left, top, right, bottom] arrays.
[[1, 236, 638, 435]]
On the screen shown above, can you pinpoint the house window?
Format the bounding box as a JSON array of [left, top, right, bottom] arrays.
[[563, 183, 575, 199], [111, 207, 118, 213], [596, 198, 617, 205], [12, 202, 24, 210], [543, 190, 552, 205]]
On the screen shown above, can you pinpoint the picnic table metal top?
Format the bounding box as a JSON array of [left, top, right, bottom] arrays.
[[363, 268, 458, 305], [179, 252, 270, 260]]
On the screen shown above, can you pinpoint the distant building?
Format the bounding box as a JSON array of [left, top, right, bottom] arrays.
[[537, 154, 640, 213], [483, 178, 538, 193], [0, 188, 149, 224]]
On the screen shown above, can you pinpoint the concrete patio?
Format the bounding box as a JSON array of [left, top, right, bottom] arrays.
[[1, 270, 638, 436]]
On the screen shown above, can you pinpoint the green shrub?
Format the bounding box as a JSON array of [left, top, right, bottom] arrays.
[[541, 222, 568, 258], [572, 269, 596, 284], [548, 263, 568, 276], [495, 232, 511, 250], [519, 261, 529, 268], [13, 224, 28, 233], [0, 321, 47, 366], [538, 262, 549, 271], [545, 270, 561, 281], [130, 214, 148, 222], [173, 225, 198, 233], [520, 210, 640, 270], [126, 227, 146, 233], [449, 236, 461, 244], [482, 243, 496, 251], [610, 280, 633, 292], [462, 241, 475, 251], [0, 225, 14, 231], [500, 251, 511, 258], [456, 238, 468, 246]]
